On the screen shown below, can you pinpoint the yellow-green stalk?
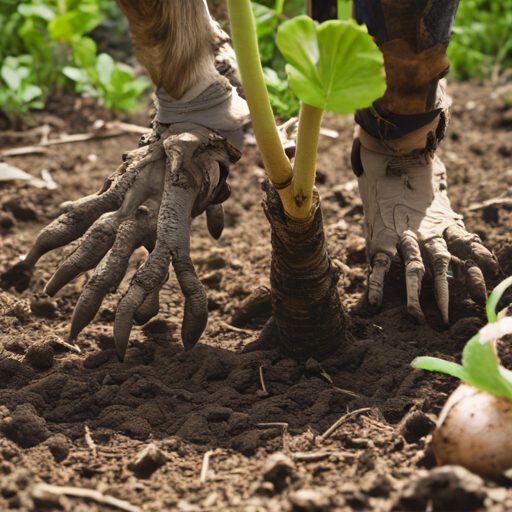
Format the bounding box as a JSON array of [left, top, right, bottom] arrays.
[[292, 103, 323, 212], [227, 0, 320, 219]]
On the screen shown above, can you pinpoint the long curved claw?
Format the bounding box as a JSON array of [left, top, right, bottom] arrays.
[[450, 256, 487, 307], [444, 224, 499, 278], [424, 236, 451, 324], [44, 214, 121, 296], [367, 252, 392, 311], [400, 231, 426, 323], [205, 204, 225, 240], [114, 140, 209, 360], [133, 273, 168, 326], [68, 203, 158, 344], [0, 145, 157, 292]]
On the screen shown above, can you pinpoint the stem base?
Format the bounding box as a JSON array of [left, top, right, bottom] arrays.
[[262, 181, 346, 359]]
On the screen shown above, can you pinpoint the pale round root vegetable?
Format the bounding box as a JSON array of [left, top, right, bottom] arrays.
[[433, 383, 512, 478]]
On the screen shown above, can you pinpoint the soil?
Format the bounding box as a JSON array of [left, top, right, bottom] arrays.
[[0, 82, 512, 512]]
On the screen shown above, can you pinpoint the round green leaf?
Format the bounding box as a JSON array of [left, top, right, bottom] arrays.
[[1, 66, 22, 90], [21, 84, 42, 102], [277, 17, 385, 113], [73, 37, 98, 69], [276, 15, 319, 83], [62, 66, 87, 83], [18, 3, 55, 21], [96, 53, 115, 86]]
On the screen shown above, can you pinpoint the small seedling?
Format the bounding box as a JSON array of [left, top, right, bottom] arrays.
[[413, 276, 512, 477], [0, 54, 43, 126]]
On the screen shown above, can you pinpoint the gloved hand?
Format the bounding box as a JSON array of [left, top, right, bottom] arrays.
[[352, 84, 499, 323]]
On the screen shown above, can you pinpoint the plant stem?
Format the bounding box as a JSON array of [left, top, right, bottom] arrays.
[[292, 102, 323, 215], [226, 0, 293, 190]]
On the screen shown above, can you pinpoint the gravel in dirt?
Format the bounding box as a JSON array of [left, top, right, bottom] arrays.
[[0, 83, 512, 511]]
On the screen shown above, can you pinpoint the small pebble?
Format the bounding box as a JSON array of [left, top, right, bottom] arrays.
[[128, 443, 167, 479], [288, 489, 331, 512], [205, 252, 227, 270], [46, 435, 71, 463], [200, 271, 223, 288], [0, 212, 15, 230], [262, 453, 294, 492]]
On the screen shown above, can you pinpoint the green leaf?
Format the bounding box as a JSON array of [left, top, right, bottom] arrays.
[[123, 77, 150, 97], [263, 67, 286, 90], [18, 3, 56, 21], [413, 277, 512, 401], [277, 16, 385, 113], [252, 2, 278, 62], [115, 62, 135, 76], [21, 84, 42, 102], [109, 67, 132, 90], [48, 12, 76, 41], [1, 66, 23, 91], [461, 334, 512, 400], [96, 53, 115, 86], [29, 100, 44, 109], [72, 37, 98, 69], [13, 54, 33, 66], [487, 276, 512, 323], [276, 16, 319, 81], [62, 66, 87, 83], [412, 357, 468, 381], [49, 9, 102, 40]]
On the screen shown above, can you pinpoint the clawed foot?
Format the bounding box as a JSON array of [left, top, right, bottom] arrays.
[[1, 123, 240, 360], [356, 150, 499, 324]]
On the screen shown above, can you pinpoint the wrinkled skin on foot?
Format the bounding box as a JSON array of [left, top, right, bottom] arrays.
[[1, 123, 241, 360], [354, 117, 499, 324]]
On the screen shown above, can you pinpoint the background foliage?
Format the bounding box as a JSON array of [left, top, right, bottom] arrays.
[[0, 0, 149, 124], [0, 0, 511, 125], [448, 0, 512, 81]]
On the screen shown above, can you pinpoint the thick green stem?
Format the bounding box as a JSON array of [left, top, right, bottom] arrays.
[[226, 0, 293, 188], [292, 102, 324, 213]]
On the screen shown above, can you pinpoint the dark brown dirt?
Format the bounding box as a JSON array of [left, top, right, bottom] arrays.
[[0, 82, 511, 512]]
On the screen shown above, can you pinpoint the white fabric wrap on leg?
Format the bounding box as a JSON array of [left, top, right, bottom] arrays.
[[356, 83, 464, 260], [155, 78, 249, 150]]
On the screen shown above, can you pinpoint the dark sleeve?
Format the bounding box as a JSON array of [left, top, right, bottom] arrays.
[[352, 0, 459, 48], [352, 0, 385, 40]]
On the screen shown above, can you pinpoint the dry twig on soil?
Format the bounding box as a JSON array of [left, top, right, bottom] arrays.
[[218, 320, 255, 334], [258, 365, 269, 397], [319, 407, 372, 442], [31, 484, 143, 512], [200, 450, 215, 484], [257, 422, 290, 452], [84, 425, 97, 457], [0, 121, 150, 158]]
